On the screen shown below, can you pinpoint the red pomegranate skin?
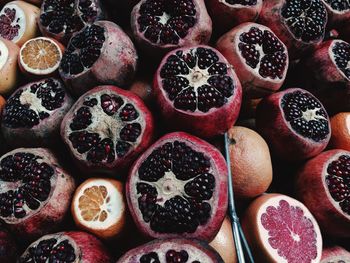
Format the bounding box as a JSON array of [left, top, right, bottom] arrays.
[[321, 246, 350, 262], [0, 229, 18, 262], [153, 45, 242, 138], [61, 85, 154, 175], [256, 88, 331, 162], [126, 132, 228, 241], [60, 21, 138, 97], [296, 149, 350, 238]]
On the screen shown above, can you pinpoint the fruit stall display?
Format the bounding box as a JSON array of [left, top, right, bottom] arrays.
[[0, 0, 350, 262]]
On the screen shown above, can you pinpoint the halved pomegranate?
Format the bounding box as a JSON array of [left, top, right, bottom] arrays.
[[296, 149, 350, 237], [1, 78, 74, 148], [216, 22, 289, 99], [154, 45, 242, 138], [59, 21, 138, 96], [19, 231, 112, 262], [61, 85, 154, 175], [117, 238, 224, 262], [0, 148, 75, 240], [321, 246, 350, 263], [258, 0, 328, 58], [39, 0, 105, 44], [321, 0, 350, 26], [256, 88, 331, 161], [242, 193, 323, 263], [130, 0, 212, 55], [205, 0, 262, 34], [126, 132, 228, 241]]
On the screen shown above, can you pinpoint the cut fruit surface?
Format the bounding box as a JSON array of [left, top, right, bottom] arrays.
[[242, 193, 322, 263], [72, 178, 126, 240], [19, 37, 63, 76], [0, 37, 19, 95]]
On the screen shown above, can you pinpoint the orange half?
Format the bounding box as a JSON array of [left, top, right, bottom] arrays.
[[19, 37, 64, 76]]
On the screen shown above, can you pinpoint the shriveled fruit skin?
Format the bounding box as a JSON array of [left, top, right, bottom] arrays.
[[321, 246, 350, 263], [59, 21, 138, 97], [258, 0, 328, 58], [117, 238, 224, 263], [296, 149, 350, 237], [216, 22, 289, 99], [1, 78, 74, 148], [256, 88, 331, 162], [126, 132, 228, 241], [19, 231, 113, 263], [0, 148, 76, 241], [0, 229, 18, 262], [205, 0, 262, 35], [153, 45, 242, 138], [61, 85, 154, 176], [130, 0, 212, 56]]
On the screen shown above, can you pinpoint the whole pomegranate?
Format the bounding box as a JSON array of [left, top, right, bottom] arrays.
[[321, 246, 350, 263], [153, 45, 242, 138], [59, 21, 138, 97], [61, 85, 154, 176], [1, 78, 74, 148], [256, 88, 331, 162], [18, 231, 112, 262], [117, 238, 224, 262], [258, 0, 328, 58], [39, 0, 105, 44], [296, 149, 350, 237], [205, 0, 262, 35], [130, 0, 212, 56], [0, 148, 75, 241], [0, 229, 18, 262], [126, 132, 228, 241], [216, 22, 289, 98]]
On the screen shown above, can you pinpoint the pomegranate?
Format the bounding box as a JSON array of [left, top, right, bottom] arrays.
[[321, 0, 350, 26], [59, 20, 138, 97], [117, 238, 224, 262], [242, 193, 323, 263], [126, 132, 228, 241], [1, 78, 74, 148], [19, 231, 112, 262], [61, 85, 154, 176], [296, 149, 350, 237], [0, 37, 19, 95], [130, 0, 212, 55], [321, 246, 350, 263], [216, 22, 289, 99], [39, 0, 105, 44], [0, 1, 40, 47], [256, 88, 331, 161], [205, 0, 262, 34], [153, 45, 242, 138], [0, 148, 75, 241], [258, 0, 328, 58], [0, 229, 18, 262]]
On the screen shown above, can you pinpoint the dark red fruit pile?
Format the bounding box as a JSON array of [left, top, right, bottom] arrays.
[[1, 0, 350, 262]]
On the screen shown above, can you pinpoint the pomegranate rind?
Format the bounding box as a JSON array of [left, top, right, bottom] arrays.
[[256, 88, 331, 161], [242, 193, 322, 263], [206, 0, 262, 34], [117, 238, 224, 263], [20, 231, 113, 263], [216, 22, 289, 99], [321, 0, 350, 26], [0, 37, 19, 95], [61, 85, 154, 175], [321, 246, 350, 263], [1, 78, 74, 148], [126, 131, 228, 241], [0, 148, 76, 241], [130, 0, 212, 55], [154, 45, 242, 138], [59, 21, 138, 97], [297, 149, 350, 237], [71, 178, 127, 240]]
